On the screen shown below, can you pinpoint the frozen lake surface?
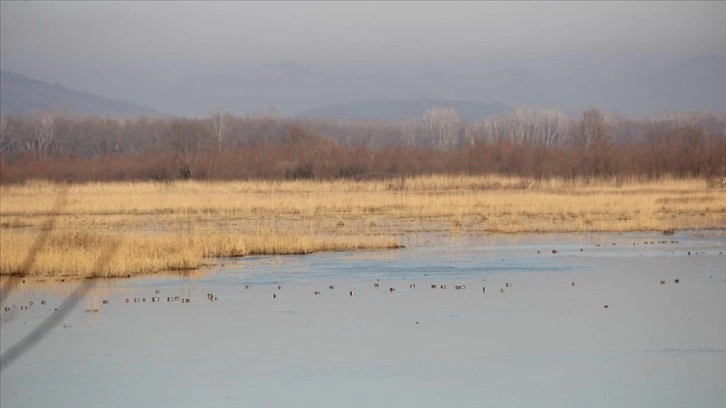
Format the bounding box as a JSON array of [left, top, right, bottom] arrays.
[[2, 231, 725, 407]]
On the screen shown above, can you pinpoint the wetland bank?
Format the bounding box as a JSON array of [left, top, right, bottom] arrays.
[[1, 175, 724, 279]]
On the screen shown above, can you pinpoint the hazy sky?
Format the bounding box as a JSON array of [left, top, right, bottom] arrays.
[[2, 1, 725, 115]]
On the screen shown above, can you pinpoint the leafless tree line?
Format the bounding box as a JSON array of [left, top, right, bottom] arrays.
[[1, 107, 724, 182]]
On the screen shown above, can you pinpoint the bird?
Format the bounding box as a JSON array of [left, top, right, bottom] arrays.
[[431, 284, 437, 289], [674, 278, 680, 283], [349, 290, 354, 296], [505, 283, 512, 288], [102, 300, 109, 304], [277, 285, 282, 290], [329, 285, 335, 290], [409, 284, 416, 289], [314, 291, 321, 295], [273, 294, 277, 299], [571, 282, 576, 287], [389, 287, 395, 292], [374, 282, 380, 288], [660, 280, 665, 285], [482, 287, 487, 293], [455, 285, 465, 290]]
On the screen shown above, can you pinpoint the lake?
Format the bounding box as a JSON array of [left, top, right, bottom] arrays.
[[2, 231, 725, 407]]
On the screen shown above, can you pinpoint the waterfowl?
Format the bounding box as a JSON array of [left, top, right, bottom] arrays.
[[660, 280, 665, 284], [455, 285, 465, 290], [389, 287, 395, 292], [374, 282, 380, 288], [349, 290, 354, 296], [571, 282, 576, 287], [314, 291, 321, 295], [505, 283, 512, 288], [674, 278, 680, 283], [329, 285, 335, 290], [410, 284, 416, 289], [41, 300, 46, 305], [482, 287, 487, 292], [102, 300, 109, 304]]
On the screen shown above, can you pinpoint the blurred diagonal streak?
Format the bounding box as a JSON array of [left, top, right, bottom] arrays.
[[0, 185, 119, 373], [0, 243, 119, 372], [0, 186, 69, 307]]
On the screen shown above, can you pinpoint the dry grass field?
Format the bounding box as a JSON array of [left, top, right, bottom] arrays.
[[1, 175, 724, 279]]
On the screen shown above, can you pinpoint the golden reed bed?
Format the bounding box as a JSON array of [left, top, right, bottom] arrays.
[[1, 175, 724, 279]]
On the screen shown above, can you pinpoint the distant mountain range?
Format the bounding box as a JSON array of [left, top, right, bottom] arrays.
[[297, 99, 510, 121], [0, 70, 159, 117], [2, 54, 724, 119]]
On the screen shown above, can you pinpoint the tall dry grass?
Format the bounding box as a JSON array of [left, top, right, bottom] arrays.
[[1, 175, 724, 278]]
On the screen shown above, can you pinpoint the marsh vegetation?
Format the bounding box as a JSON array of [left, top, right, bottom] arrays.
[[1, 175, 723, 278]]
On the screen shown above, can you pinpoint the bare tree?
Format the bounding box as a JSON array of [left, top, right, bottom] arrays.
[[0, 117, 11, 153], [401, 118, 420, 147], [33, 111, 55, 159], [577, 108, 609, 149], [210, 108, 232, 153], [539, 109, 569, 146], [422, 107, 461, 151], [165, 118, 211, 178], [478, 107, 568, 146]]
